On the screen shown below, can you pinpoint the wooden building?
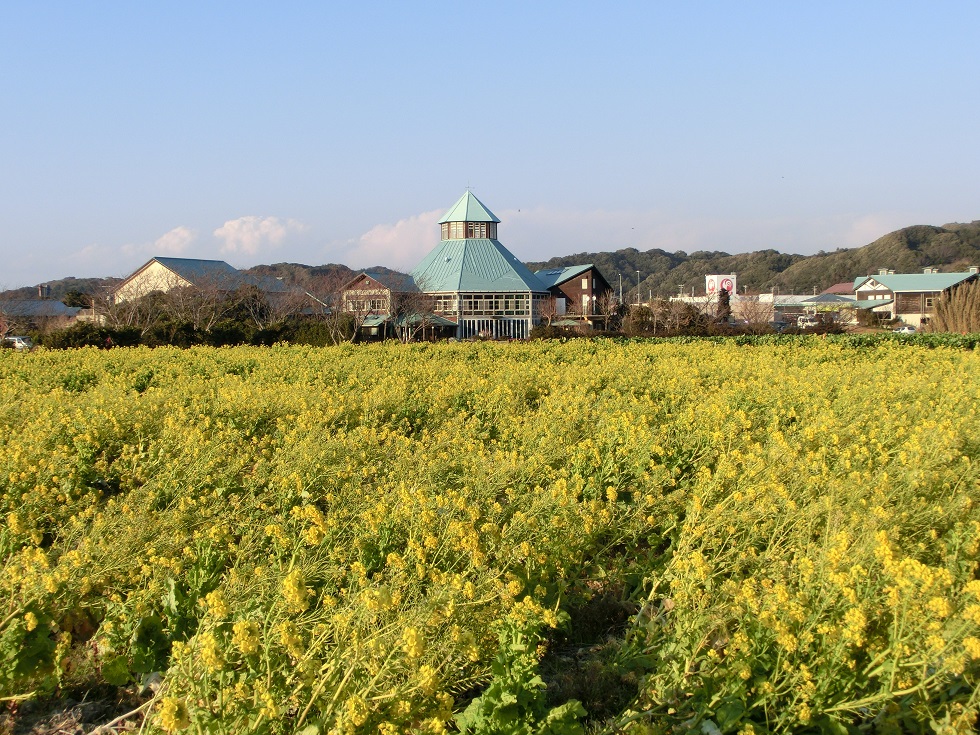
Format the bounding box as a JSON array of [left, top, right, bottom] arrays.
[[533, 264, 613, 327], [852, 267, 980, 327]]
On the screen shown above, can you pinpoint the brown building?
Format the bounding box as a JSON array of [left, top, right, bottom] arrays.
[[533, 264, 614, 325]]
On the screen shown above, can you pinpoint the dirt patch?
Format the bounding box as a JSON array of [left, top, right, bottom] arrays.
[[0, 688, 152, 735]]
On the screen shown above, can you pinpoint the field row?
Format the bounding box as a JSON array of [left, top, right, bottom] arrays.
[[2, 339, 979, 733]]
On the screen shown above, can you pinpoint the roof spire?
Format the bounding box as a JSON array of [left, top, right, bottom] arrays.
[[438, 191, 500, 224]]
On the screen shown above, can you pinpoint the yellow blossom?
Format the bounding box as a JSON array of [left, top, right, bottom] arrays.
[[158, 697, 190, 732]]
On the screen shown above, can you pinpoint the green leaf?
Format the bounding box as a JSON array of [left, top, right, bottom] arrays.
[[101, 655, 131, 686], [714, 700, 744, 732]]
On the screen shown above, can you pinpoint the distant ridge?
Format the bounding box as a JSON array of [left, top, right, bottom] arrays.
[[5, 221, 980, 301], [525, 220, 980, 297]]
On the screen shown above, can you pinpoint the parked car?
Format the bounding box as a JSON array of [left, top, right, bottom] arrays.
[[3, 336, 34, 351], [797, 315, 819, 329], [893, 325, 916, 334]]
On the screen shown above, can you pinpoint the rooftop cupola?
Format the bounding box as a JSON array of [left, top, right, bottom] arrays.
[[438, 191, 500, 240]]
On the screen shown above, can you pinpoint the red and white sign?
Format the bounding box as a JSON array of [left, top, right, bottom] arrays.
[[706, 274, 737, 296]]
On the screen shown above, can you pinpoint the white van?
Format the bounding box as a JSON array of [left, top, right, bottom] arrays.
[[3, 336, 33, 351], [797, 315, 819, 329]]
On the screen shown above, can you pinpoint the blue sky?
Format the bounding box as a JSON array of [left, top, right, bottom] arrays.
[[2, 1, 978, 288]]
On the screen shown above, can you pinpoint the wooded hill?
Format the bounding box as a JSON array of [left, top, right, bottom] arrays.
[[6, 220, 980, 302], [525, 220, 980, 298]]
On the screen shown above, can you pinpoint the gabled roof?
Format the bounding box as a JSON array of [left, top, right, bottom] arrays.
[[358, 271, 419, 293], [153, 257, 242, 286], [853, 272, 976, 293], [0, 300, 81, 318], [438, 191, 500, 224], [534, 264, 595, 289], [411, 238, 548, 293], [119, 257, 288, 294], [803, 293, 856, 304], [821, 282, 855, 295]]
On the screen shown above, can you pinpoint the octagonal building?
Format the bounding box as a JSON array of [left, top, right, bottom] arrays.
[[411, 191, 550, 339]]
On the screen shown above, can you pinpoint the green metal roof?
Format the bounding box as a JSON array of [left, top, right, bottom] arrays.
[[411, 238, 548, 293], [394, 313, 457, 327], [534, 264, 595, 289], [438, 191, 500, 224], [853, 272, 976, 293], [802, 293, 855, 304], [852, 298, 894, 309]]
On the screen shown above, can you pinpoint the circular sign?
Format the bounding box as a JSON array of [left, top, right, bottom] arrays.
[[720, 278, 734, 293]]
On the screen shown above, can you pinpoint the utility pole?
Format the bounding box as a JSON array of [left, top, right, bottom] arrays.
[[619, 274, 622, 304], [636, 271, 641, 305]]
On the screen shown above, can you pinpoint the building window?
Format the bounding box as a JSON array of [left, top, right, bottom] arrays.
[[581, 277, 588, 289], [441, 223, 450, 240], [925, 296, 935, 309]]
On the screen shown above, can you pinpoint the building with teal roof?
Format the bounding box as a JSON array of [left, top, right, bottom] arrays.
[[411, 191, 552, 339], [853, 267, 980, 327]]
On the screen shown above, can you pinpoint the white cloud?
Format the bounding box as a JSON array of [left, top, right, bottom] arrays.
[[842, 213, 910, 249], [213, 216, 308, 255], [62, 242, 131, 280], [345, 209, 442, 271], [153, 225, 197, 254], [121, 225, 197, 257]]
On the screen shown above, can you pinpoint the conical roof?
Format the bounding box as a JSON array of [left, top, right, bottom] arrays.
[[438, 191, 500, 224], [412, 238, 547, 293]]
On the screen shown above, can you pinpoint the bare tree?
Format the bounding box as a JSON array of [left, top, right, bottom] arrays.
[[93, 277, 163, 336], [622, 304, 657, 336], [264, 287, 313, 330], [0, 291, 22, 339], [390, 288, 438, 343], [304, 272, 363, 344], [160, 273, 235, 333], [535, 295, 562, 327], [595, 292, 622, 331], [733, 295, 775, 328]]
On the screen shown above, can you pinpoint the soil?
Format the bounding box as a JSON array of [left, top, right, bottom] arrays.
[[0, 688, 151, 735]]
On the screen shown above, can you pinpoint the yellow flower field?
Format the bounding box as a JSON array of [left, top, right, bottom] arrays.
[[1, 338, 979, 733]]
